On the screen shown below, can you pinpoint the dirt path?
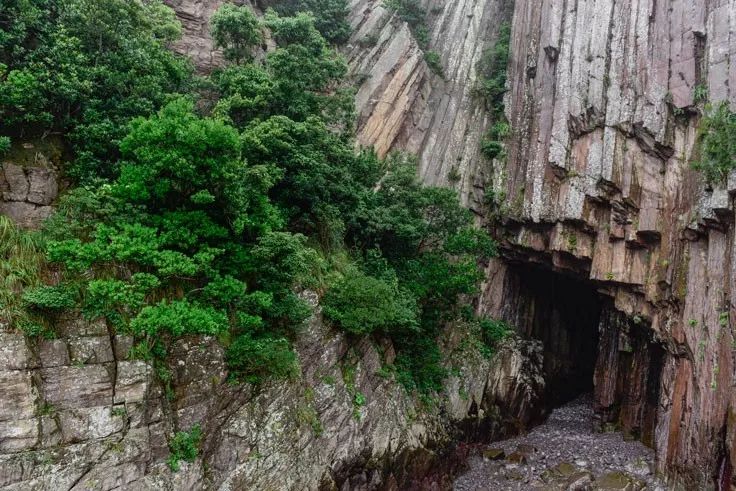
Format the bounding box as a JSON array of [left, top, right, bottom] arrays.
[[453, 395, 666, 490]]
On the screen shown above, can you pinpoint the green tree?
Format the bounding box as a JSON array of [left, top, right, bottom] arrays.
[[211, 4, 262, 63], [264, 0, 352, 44], [693, 102, 736, 183]]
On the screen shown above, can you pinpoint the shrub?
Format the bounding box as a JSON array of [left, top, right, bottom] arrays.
[[424, 51, 443, 76], [0, 136, 10, 155], [167, 425, 202, 472], [0, 0, 193, 181], [226, 333, 298, 384], [22, 285, 76, 310], [383, 0, 429, 46], [0, 215, 44, 325], [476, 22, 512, 161], [265, 0, 352, 44], [692, 102, 736, 183], [478, 318, 511, 347], [129, 300, 229, 338], [322, 270, 418, 335]]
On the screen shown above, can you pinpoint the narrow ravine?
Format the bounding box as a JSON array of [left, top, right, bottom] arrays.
[[454, 395, 666, 490]]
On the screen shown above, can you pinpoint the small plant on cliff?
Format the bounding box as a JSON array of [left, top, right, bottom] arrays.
[[693, 84, 709, 104], [0, 136, 10, 156], [22, 285, 77, 311], [383, 0, 430, 46], [692, 101, 736, 184], [322, 269, 418, 335], [0, 215, 47, 333], [424, 50, 443, 76], [167, 425, 202, 472]]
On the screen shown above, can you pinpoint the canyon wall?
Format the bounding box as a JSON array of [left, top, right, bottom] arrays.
[[0, 292, 545, 489], [345, 0, 736, 488], [2, 0, 736, 489], [479, 1, 736, 489]]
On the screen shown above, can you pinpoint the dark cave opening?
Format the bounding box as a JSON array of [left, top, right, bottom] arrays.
[[508, 264, 602, 407], [503, 262, 664, 444]]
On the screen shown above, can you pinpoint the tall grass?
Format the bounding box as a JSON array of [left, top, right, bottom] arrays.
[[0, 215, 45, 327]]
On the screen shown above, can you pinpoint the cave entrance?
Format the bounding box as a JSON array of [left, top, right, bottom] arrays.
[[504, 262, 664, 443], [508, 264, 601, 407]]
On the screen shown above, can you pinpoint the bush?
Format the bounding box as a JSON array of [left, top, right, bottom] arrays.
[[0, 0, 193, 181], [693, 102, 736, 183], [22, 285, 76, 310], [424, 51, 443, 76], [0, 136, 10, 156], [478, 317, 511, 348], [322, 269, 418, 335], [0, 215, 44, 326], [129, 300, 229, 338], [266, 0, 352, 44], [167, 425, 202, 472], [226, 333, 298, 384]]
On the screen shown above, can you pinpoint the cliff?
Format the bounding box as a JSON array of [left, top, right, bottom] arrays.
[[346, 0, 736, 488], [0, 292, 544, 489], [2, 0, 736, 489]]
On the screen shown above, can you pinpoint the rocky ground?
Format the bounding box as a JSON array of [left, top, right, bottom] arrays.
[[454, 395, 666, 490]]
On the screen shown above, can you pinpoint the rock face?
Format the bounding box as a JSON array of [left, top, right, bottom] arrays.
[[3, 0, 736, 488], [0, 296, 545, 489], [475, 1, 736, 489], [350, 0, 736, 488], [0, 154, 59, 229], [346, 0, 512, 210]]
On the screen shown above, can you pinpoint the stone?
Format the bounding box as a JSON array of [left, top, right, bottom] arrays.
[[38, 339, 71, 368], [507, 451, 528, 464], [555, 463, 577, 477], [25, 167, 57, 205], [41, 365, 113, 409], [114, 361, 150, 404], [0, 334, 31, 370], [0, 371, 36, 421], [58, 406, 125, 442], [517, 444, 537, 455], [0, 164, 29, 201], [594, 471, 645, 491], [566, 471, 594, 491], [0, 201, 53, 229], [67, 336, 115, 365], [483, 448, 505, 460]]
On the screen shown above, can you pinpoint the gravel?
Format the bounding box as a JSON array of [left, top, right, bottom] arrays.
[[453, 394, 666, 490]]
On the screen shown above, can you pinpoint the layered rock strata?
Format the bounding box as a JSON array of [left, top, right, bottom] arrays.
[[0, 295, 545, 489], [477, 0, 736, 488]]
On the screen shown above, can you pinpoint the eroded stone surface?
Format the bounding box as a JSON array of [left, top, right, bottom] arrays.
[[0, 303, 545, 489]]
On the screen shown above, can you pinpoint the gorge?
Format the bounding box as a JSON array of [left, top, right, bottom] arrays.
[[1, 0, 735, 490]]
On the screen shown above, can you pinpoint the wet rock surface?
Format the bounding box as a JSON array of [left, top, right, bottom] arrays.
[[454, 395, 665, 491]]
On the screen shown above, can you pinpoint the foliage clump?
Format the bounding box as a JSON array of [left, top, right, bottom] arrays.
[[383, 0, 430, 46], [211, 4, 262, 63], [0, 0, 192, 180], [322, 269, 418, 335], [264, 0, 352, 44], [692, 102, 736, 184], [167, 425, 202, 472]]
